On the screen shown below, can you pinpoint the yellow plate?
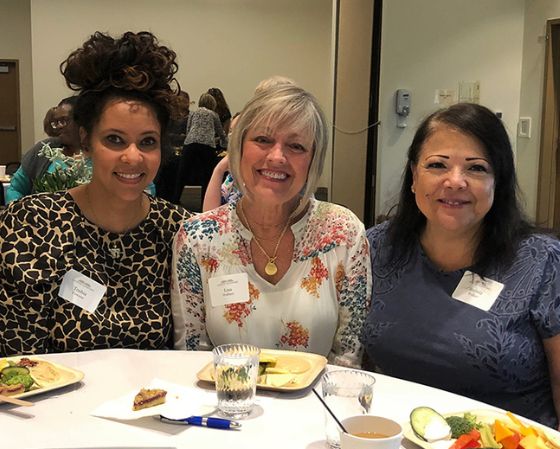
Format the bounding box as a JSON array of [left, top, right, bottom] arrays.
[[197, 348, 327, 392], [0, 356, 84, 400], [403, 409, 560, 449]]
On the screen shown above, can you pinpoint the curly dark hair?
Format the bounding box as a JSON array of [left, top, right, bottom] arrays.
[[387, 102, 532, 275], [60, 31, 189, 156]]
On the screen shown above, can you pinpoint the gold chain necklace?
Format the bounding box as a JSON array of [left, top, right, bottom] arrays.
[[238, 200, 292, 276]]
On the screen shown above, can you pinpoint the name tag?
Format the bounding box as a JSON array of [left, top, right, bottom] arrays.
[[58, 269, 107, 313], [208, 273, 250, 307], [452, 270, 504, 311]]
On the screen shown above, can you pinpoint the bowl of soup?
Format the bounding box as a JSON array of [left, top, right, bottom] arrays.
[[340, 415, 403, 449]]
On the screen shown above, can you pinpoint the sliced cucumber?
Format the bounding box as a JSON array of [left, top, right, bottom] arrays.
[[1, 365, 30, 379], [410, 406, 451, 442]]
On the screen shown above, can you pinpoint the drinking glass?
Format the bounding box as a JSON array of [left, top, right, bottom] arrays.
[[321, 369, 376, 448], [212, 343, 260, 418]]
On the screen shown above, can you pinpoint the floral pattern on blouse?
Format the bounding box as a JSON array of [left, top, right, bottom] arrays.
[[171, 198, 371, 368], [301, 257, 329, 297], [223, 282, 260, 327], [220, 173, 242, 206], [279, 320, 310, 349]]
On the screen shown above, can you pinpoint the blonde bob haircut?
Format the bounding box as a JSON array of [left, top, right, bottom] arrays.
[[229, 84, 328, 217]]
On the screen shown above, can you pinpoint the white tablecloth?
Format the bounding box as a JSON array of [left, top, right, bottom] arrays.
[[1, 349, 495, 449]]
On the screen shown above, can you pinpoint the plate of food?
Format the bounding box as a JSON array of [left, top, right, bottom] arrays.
[[403, 407, 560, 449], [197, 348, 327, 392], [91, 378, 216, 421], [0, 356, 84, 400]]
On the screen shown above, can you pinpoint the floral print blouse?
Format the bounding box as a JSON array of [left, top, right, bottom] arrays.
[[171, 198, 371, 368]]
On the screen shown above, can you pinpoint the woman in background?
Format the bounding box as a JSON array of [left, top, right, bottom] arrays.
[[172, 84, 370, 368], [175, 93, 227, 210], [363, 103, 560, 428], [6, 96, 81, 203], [208, 87, 232, 137], [0, 31, 190, 356]]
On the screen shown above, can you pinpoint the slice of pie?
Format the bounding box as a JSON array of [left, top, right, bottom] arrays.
[[132, 388, 167, 411]]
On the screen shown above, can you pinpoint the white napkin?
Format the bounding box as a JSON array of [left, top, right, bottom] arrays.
[[91, 378, 217, 421]]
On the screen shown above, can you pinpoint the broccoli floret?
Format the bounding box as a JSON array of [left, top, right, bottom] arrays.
[[445, 415, 477, 438], [3, 374, 34, 391]]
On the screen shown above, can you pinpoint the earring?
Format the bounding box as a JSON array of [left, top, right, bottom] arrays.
[[411, 185, 416, 194]]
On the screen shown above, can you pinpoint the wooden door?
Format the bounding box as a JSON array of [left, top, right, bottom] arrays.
[[0, 60, 21, 164]]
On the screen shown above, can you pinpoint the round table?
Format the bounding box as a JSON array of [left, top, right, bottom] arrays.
[[1, 348, 496, 449]]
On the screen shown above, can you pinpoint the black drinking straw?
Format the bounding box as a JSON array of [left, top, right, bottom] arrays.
[[312, 388, 348, 434]]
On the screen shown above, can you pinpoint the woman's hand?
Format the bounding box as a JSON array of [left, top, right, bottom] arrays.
[[202, 155, 230, 212], [215, 155, 230, 174]]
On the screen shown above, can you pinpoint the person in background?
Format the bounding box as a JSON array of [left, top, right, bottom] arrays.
[[207, 87, 232, 137], [155, 90, 190, 202], [202, 77, 296, 212], [0, 31, 190, 356], [166, 90, 191, 151], [201, 113, 240, 211], [362, 103, 560, 429], [172, 84, 371, 368], [175, 93, 227, 210], [6, 97, 81, 203]]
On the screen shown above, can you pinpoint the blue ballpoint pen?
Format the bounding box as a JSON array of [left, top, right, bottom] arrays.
[[159, 415, 242, 430]]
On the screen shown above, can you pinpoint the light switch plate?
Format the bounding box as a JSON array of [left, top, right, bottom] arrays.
[[518, 117, 531, 138]]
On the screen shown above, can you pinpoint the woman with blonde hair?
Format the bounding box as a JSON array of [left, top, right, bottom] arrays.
[[202, 76, 297, 212], [172, 84, 370, 367]]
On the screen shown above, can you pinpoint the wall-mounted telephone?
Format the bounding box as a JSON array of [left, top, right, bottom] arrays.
[[395, 89, 411, 128]]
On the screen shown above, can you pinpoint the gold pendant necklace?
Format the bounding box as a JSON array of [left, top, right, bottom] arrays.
[[238, 200, 291, 276]]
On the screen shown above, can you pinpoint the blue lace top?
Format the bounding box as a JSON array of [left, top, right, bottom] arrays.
[[362, 221, 560, 428]]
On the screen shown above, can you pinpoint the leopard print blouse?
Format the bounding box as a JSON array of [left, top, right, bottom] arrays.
[[0, 191, 190, 356]]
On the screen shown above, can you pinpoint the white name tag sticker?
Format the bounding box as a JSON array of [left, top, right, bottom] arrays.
[[58, 269, 107, 313], [208, 273, 250, 307], [452, 270, 504, 311]]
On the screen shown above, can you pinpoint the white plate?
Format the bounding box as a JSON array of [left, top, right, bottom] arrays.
[[91, 378, 216, 421], [403, 409, 560, 449]]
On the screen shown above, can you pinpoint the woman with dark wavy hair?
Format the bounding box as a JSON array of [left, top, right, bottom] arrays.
[[0, 31, 190, 356], [362, 102, 560, 428], [207, 87, 232, 136]]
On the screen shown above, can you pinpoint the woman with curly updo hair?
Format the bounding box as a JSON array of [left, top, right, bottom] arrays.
[[0, 31, 191, 356]]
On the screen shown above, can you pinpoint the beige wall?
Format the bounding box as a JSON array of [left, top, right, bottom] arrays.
[[29, 0, 334, 186], [0, 0, 34, 152], [10, 1, 548, 221], [377, 0, 525, 217], [518, 0, 560, 219]]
